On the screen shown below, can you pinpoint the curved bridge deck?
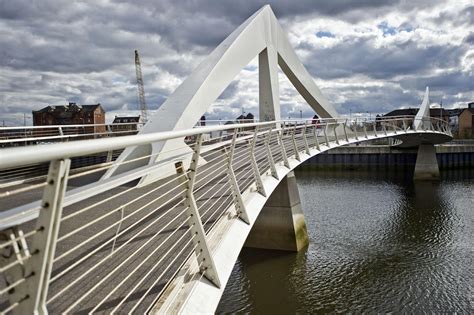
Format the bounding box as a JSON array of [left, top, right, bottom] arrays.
[[0, 117, 451, 313]]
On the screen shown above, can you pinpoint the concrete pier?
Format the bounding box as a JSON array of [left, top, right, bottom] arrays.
[[244, 171, 309, 252], [414, 144, 440, 180]]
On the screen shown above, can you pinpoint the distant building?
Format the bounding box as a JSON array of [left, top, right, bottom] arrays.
[[33, 103, 105, 125], [111, 116, 140, 134], [458, 103, 474, 138], [236, 112, 254, 123], [32, 102, 106, 137], [383, 108, 449, 122]]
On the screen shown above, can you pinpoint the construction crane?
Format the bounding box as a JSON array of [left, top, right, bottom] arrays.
[[134, 49, 148, 123]]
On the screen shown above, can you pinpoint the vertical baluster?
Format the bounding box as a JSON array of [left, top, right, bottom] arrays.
[[225, 131, 250, 223], [175, 134, 221, 288], [302, 123, 310, 155], [312, 123, 320, 150], [354, 118, 359, 141], [323, 123, 330, 146], [291, 124, 301, 161], [279, 124, 290, 168], [265, 126, 279, 179], [333, 122, 339, 145], [18, 159, 71, 314], [249, 126, 266, 196], [343, 119, 349, 142]]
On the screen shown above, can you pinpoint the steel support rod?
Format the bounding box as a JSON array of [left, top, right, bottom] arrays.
[[249, 127, 266, 196], [265, 127, 279, 179], [291, 124, 301, 161], [323, 124, 330, 146], [354, 118, 359, 140], [343, 119, 349, 142], [175, 136, 221, 288], [302, 124, 310, 155], [333, 124, 339, 145], [312, 124, 320, 150], [225, 134, 250, 223], [279, 127, 290, 168], [18, 158, 71, 314]]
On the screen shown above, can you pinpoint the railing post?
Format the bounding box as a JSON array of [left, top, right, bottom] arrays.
[[279, 126, 290, 168], [58, 127, 64, 142], [249, 127, 266, 196], [175, 134, 221, 288], [323, 123, 330, 146], [343, 119, 349, 142], [17, 158, 71, 314], [373, 121, 377, 137], [1, 227, 31, 311], [333, 123, 339, 145], [402, 119, 407, 133], [291, 124, 301, 161], [382, 122, 387, 136], [302, 124, 310, 155], [106, 124, 112, 137], [265, 127, 279, 179], [105, 150, 114, 163], [225, 132, 250, 224], [312, 123, 320, 150], [354, 118, 359, 140]]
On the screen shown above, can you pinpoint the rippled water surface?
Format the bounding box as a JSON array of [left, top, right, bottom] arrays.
[[217, 169, 474, 313]]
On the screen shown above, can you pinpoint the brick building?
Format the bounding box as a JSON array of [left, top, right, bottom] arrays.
[[32, 103, 106, 136], [458, 102, 474, 138], [111, 116, 140, 134]]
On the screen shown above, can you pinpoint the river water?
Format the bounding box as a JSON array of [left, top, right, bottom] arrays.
[[217, 169, 473, 313]]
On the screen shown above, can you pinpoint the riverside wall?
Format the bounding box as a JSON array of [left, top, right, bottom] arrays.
[[302, 144, 474, 170]]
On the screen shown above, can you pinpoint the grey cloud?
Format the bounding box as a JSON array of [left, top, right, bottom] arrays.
[[0, 0, 471, 126], [303, 38, 466, 80]]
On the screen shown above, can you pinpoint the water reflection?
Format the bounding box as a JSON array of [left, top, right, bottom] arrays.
[[217, 170, 473, 313]]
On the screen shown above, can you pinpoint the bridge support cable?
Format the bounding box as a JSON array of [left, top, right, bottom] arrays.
[[175, 135, 221, 288]]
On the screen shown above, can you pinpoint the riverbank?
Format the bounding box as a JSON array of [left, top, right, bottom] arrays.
[[302, 143, 474, 170]]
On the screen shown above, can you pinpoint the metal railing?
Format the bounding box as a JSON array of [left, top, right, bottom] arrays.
[[0, 116, 450, 313], [0, 122, 144, 147]]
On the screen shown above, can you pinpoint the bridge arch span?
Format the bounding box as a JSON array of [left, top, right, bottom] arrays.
[[156, 119, 451, 314]]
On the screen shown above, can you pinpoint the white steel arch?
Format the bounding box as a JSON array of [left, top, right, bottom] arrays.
[[103, 5, 339, 183]]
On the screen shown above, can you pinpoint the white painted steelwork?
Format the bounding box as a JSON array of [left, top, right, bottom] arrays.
[[0, 122, 143, 146], [0, 115, 451, 314], [0, 4, 453, 314]]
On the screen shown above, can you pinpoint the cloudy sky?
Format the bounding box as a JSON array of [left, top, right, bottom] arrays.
[[0, 0, 472, 125]]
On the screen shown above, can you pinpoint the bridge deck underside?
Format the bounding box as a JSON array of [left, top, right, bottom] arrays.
[[0, 126, 447, 313]]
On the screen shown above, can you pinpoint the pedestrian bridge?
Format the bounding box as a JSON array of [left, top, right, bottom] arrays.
[[0, 5, 452, 314]]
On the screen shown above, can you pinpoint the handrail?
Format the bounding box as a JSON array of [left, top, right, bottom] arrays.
[[0, 116, 449, 170], [0, 122, 143, 130]]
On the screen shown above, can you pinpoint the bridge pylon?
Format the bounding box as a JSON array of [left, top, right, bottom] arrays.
[[245, 171, 309, 251]]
